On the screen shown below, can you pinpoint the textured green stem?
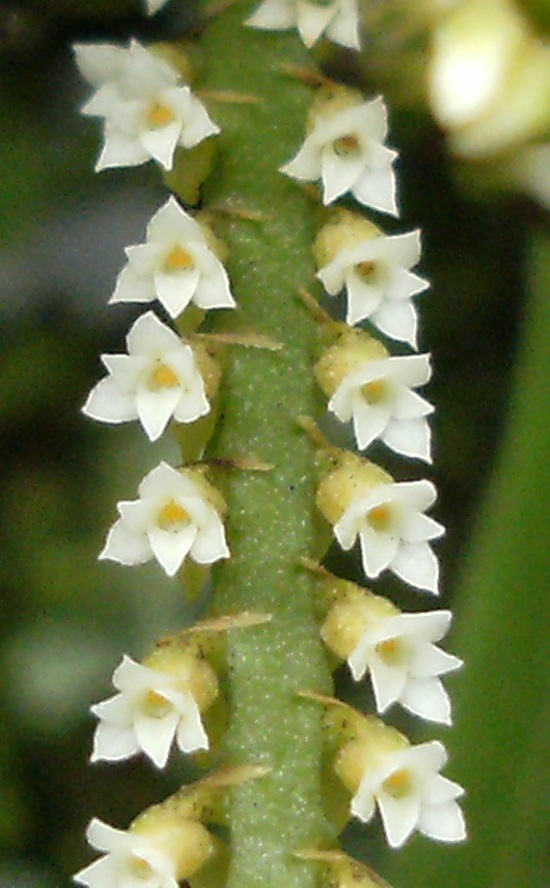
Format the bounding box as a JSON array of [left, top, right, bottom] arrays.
[[176, 6, 337, 887]]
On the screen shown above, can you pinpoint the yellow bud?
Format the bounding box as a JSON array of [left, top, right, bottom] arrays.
[[314, 209, 380, 269], [314, 327, 388, 398], [144, 647, 219, 713], [321, 594, 398, 661], [316, 452, 392, 526], [307, 85, 365, 133], [131, 806, 214, 880], [335, 721, 409, 795]]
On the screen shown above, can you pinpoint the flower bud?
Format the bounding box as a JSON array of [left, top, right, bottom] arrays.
[[316, 452, 392, 527], [314, 209, 381, 270], [314, 327, 388, 398]]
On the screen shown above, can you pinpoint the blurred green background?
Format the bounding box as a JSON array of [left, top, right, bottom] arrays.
[[0, 1, 548, 886]]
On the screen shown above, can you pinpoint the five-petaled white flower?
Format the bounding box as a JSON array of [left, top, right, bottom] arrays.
[[247, 0, 360, 50], [281, 96, 398, 214], [351, 740, 466, 848], [91, 655, 208, 768], [74, 40, 220, 171], [110, 197, 235, 318], [100, 461, 229, 577], [346, 610, 462, 724], [317, 230, 429, 346], [83, 312, 211, 442], [328, 353, 434, 461], [334, 479, 444, 593], [74, 817, 179, 888]]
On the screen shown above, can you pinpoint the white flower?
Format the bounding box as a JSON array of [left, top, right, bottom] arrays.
[[328, 353, 434, 460], [281, 97, 398, 214], [100, 461, 229, 577], [91, 655, 208, 768], [146, 0, 171, 14], [351, 740, 466, 848], [317, 230, 429, 346], [83, 312, 210, 442], [247, 0, 360, 51], [110, 197, 235, 318], [334, 480, 444, 593], [74, 817, 178, 888], [346, 610, 462, 723], [74, 40, 220, 171]]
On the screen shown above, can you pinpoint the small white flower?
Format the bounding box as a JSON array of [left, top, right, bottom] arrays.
[[74, 817, 178, 888], [346, 610, 462, 724], [328, 353, 434, 460], [334, 480, 444, 593], [83, 312, 210, 441], [281, 96, 398, 214], [351, 740, 466, 848], [247, 0, 360, 51], [100, 461, 229, 577], [145, 0, 171, 14], [74, 40, 220, 171], [110, 197, 235, 318], [91, 655, 208, 768], [317, 230, 429, 346]]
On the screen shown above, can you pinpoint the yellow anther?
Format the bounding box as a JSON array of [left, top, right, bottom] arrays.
[[375, 637, 402, 665], [367, 503, 393, 532], [129, 856, 154, 880], [148, 102, 175, 129], [158, 499, 191, 530], [143, 689, 172, 719], [360, 378, 388, 405], [355, 260, 377, 281], [149, 362, 180, 391], [165, 245, 195, 272], [382, 768, 412, 799], [333, 134, 360, 157]]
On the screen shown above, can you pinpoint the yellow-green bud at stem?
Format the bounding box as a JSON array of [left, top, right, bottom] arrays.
[[131, 804, 215, 880], [335, 719, 409, 796], [313, 208, 380, 269], [321, 593, 398, 661], [144, 646, 219, 714], [316, 452, 392, 527], [314, 327, 388, 398]]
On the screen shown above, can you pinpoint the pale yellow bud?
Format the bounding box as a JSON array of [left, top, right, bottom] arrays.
[[321, 594, 398, 661], [313, 209, 380, 269], [144, 647, 219, 713], [131, 805, 215, 880], [307, 86, 365, 133], [316, 452, 392, 526], [335, 720, 409, 795], [314, 327, 388, 398]]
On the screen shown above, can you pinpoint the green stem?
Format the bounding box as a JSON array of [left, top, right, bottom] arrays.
[[175, 5, 337, 887]]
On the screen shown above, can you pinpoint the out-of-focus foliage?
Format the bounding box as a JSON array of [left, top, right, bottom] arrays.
[[0, 1, 548, 886]]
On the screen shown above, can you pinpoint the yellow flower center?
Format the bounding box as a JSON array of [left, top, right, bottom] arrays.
[[366, 503, 393, 533], [375, 637, 403, 665], [149, 362, 180, 391], [332, 134, 360, 157], [129, 855, 155, 880], [360, 378, 389, 405], [355, 260, 378, 282], [382, 768, 413, 799], [147, 101, 175, 129], [143, 689, 172, 719], [158, 499, 191, 531], [164, 244, 195, 273]]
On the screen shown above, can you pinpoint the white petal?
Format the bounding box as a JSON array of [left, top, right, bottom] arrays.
[[386, 265, 430, 300], [110, 264, 155, 306], [345, 272, 383, 326], [372, 298, 419, 348], [91, 721, 140, 762], [352, 401, 391, 451], [86, 818, 128, 853], [176, 694, 209, 753], [359, 527, 400, 578], [387, 353, 432, 387], [126, 310, 181, 355], [246, 0, 296, 28], [118, 499, 157, 535], [419, 800, 466, 843], [350, 781, 376, 823], [147, 197, 204, 244], [326, 0, 360, 49], [154, 267, 202, 318], [297, 1, 337, 48], [391, 387, 433, 420], [140, 121, 180, 170], [190, 511, 230, 564], [376, 230, 422, 268], [281, 137, 322, 182], [134, 706, 180, 768], [401, 677, 452, 724], [74, 43, 126, 89], [352, 159, 398, 216], [383, 417, 432, 462], [136, 387, 181, 441], [180, 91, 221, 147], [95, 126, 150, 171], [391, 541, 440, 593], [377, 792, 421, 848], [74, 854, 116, 888], [91, 692, 134, 727], [147, 524, 197, 576], [321, 148, 368, 204], [400, 509, 444, 544], [410, 642, 462, 678], [99, 519, 152, 566], [369, 654, 408, 712], [83, 377, 138, 424]]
